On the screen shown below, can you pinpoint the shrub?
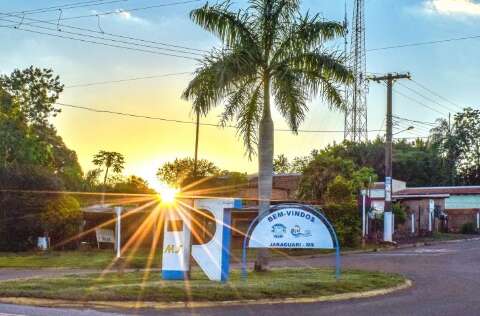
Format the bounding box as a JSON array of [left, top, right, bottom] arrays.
[[460, 222, 477, 234], [321, 176, 361, 248], [392, 203, 407, 227], [0, 165, 64, 251], [40, 195, 83, 249]]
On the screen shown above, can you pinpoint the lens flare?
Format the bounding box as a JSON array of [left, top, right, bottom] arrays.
[[158, 185, 179, 204]]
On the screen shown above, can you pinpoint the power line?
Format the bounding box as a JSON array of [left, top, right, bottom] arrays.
[[65, 71, 192, 88], [377, 80, 447, 117], [393, 115, 436, 127], [56, 102, 385, 134], [393, 87, 447, 116], [8, 0, 202, 22], [394, 119, 431, 135], [0, 8, 209, 54], [368, 34, 480, 52], [0, 17, 204, 57], [409, 79, 463, 111], [396, 81, 457, 113], [0, 25, 199, 61], [5, 0, 128, 15], [394, 136, 429, 140]]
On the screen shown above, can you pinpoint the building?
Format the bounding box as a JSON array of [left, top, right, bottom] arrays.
[[237, 173, 301, 203], [367, 181, 480, 233]]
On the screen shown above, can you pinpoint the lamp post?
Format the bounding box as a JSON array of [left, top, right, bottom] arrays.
[[393, 126, 414, 136]]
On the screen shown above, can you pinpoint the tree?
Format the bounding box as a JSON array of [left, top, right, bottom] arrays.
[[322, 176, 361, 247], [157, 158, 220, 188], [0, 165, 64, 251], [83, 169, 102, 191], [92, 151, 125, 188], [452, 108, 480, 184], [183, 0, 351, 270], [0, 66, 63, 127], [430, 117, 459, 185], [0, 67, 83, 190], [273, 154, 290, 174], [298, 152, 377, 202], [111, 175, 156, 194], [40, 195, 83, 249]]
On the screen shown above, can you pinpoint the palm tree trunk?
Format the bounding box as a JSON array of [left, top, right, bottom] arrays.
[[255, 74, 273, 272]]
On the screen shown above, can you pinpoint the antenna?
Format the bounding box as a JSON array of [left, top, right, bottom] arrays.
[[344, 0, 368, 143]]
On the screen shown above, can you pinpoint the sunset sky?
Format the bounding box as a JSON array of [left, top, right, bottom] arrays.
[[1, 0, 480, 189]]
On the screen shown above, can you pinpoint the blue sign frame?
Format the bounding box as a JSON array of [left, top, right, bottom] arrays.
[[241, 203, 341, 279]]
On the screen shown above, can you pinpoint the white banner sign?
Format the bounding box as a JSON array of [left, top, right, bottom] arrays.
[[95, 229, 115, 244], [248, 205, 335, 249]]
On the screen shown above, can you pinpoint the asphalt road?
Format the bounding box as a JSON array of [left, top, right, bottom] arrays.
[[0, 239, 479, 316]]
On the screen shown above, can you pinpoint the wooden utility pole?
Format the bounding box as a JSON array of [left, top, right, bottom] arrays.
[[193, 110, 200, 179], [369, 73, 411, 242]]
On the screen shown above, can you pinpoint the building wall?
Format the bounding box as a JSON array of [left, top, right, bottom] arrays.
[[445, 195, 480, 209], [444, 195, 480, 232], [446, 209, 479, 232], [398, 198, 445, 234]]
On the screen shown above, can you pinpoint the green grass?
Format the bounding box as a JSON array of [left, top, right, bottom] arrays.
[[0, 233, 470, 269], [0, 248, 335, 269], [0, 268, 405, 302], [0, 249, 159, 269]]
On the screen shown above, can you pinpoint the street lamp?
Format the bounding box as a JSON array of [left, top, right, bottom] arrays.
[[393, 126, 414, 136]]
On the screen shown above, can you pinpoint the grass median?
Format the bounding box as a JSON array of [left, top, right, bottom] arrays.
[[0, 268, 405, 302]]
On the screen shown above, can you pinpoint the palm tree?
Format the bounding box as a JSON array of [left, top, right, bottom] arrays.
[[183, 0, 352, 271], [92, 150, 125, 190]]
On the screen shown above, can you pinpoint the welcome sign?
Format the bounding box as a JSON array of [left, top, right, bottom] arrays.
[[248, 206, 335, 249], [243, 203, 340, 279]]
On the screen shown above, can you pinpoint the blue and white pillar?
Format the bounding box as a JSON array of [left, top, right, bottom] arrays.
[[161, 208, 191, 280]]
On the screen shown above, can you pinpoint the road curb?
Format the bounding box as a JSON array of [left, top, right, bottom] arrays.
[[0, 279, 412, 311]]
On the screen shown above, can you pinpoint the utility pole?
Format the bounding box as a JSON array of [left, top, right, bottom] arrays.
[[193, 110, 200, 179], [369, 73, 411, 242]]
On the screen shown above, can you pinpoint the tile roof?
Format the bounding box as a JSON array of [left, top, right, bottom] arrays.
[[395, 186, 480, 196]]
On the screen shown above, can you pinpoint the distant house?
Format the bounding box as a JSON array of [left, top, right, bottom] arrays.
[[367, 180, 480, 232], [238, 173, 301, 203]]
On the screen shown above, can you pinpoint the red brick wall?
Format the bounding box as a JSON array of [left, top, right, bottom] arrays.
[[397, 198, 445, 234], [446, 209, 479, 232]]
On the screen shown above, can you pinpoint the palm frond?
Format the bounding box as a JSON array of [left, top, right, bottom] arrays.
[[190, 2, 258, 48], [236, 83, 263, 157], [220, 78, 257, 126], [285, 50, 352, 85], [273, 15, 345, 63], [272, 65, 307, 132], [182, 48, 260, 116]]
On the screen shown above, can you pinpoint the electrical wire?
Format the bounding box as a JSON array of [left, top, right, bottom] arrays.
[[410, 79, 463, 111], [0, 25, 199, 61], [393, 115, 436, 127], [65, 71, 192, 88], [55, 102, 385, 134], [5, 0, 129, 15], [368, 34, 480, 52], [11, 0, 202, 22], [0, 17, 204, 57], [0, 8, 210, 54], [397, 81, 457, 114]]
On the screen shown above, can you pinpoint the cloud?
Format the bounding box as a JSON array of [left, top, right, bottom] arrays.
[[114, 9, 147, 23], [422, 0, 480, 16], [90, 9, 149, 24]]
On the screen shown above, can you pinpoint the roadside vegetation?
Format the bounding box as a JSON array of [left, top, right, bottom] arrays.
[[0, 268, 405, 302]]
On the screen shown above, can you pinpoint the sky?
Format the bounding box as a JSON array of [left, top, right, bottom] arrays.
[[1, 0, 480, 190]]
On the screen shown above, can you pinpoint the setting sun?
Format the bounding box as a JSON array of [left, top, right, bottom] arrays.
[[158, 185, 179, 204]]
